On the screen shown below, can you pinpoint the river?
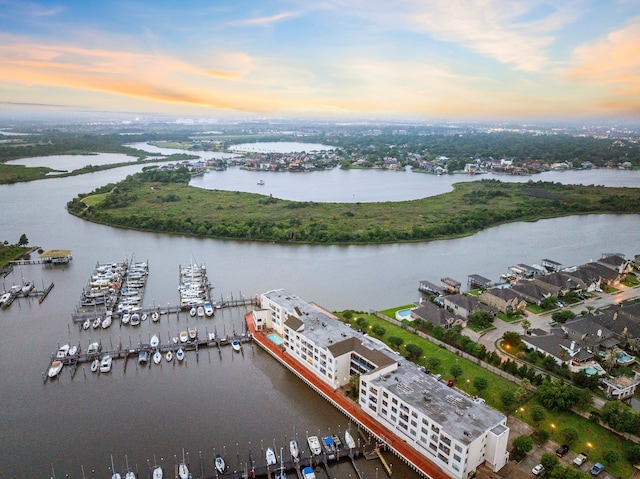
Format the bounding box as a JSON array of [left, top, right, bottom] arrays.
[[1, 145, 639, 478]]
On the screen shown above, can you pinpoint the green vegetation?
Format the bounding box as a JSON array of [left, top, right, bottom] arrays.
[[67, 169, 640, 244], [0, 244, 31, 267]]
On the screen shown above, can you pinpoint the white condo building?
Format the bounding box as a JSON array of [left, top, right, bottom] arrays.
[[253, 289, 510, 479]]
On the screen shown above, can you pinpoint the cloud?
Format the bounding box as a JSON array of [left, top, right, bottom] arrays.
[[564, 16, 640, 114], [332, 0, 581, 71], [232, 11, 298, 27], [0, 0, 65, 18]]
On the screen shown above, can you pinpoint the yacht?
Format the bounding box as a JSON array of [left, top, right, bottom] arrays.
[[302, 466, 316, 479], [307, 436, 322, 456], [344, 430, 356, 449], [197, 305, 205, 317], [153, 351, 162, 364], [215, 453, 226, 475], [91, 358, 99, 372], [87, 342, 100, 356], [289, 439, 300, 460], [150, 335, 160, 348], [138, 350, 149, 365], [204, 301, 214, 317], [47, 360, 64, 378], [265, 447, 277, 466], [56, 344, 70, 359], [165, 350, 174, 362], [231, 338, 241, 352], [176, 348, 185, 361], [188, 327, 197, 340], [99, 355, 113, 373], [179, 331, 189, 343], [151, 311, 160, 322]]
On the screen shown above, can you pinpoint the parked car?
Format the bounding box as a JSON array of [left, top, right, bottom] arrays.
[[556, 444, 570, 457], [573, 453, 588, 466], [590, 463, 605, 475], [532, 464, 545, 476]]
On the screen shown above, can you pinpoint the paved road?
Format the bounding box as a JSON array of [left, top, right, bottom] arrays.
[[469, 284, 640, 355]]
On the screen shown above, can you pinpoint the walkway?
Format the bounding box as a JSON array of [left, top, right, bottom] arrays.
[[245, 313, 452, 479]]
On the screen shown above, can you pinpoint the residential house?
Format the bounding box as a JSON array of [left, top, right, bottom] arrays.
[[509, 280, 550, 306], [533, 271, 586, 297], [442, 294, 484, 320], [478, 287, 526, 314], [411, 300, 466, 329]]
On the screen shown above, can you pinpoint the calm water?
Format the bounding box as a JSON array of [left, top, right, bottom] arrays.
[[1, 150, 639, 478]]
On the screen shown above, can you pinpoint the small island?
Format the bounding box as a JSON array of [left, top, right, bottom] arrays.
[[67, 167, 640, 245]]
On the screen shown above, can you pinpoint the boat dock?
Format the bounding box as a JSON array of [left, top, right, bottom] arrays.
[[1, 280, 54, 309], [44, 328, 253, 382]]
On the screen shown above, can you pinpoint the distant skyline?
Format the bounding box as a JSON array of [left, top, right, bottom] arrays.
[[1, 0, 639, 121]]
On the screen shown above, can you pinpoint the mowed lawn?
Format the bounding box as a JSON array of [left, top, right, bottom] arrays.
[[337, 311, 518, 410]]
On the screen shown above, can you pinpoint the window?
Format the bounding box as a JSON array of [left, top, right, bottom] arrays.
[[453, 454, 461, 463], [440, 435, 451, 446], [431, 425, 440, 433], [455, 444, 462, 453]]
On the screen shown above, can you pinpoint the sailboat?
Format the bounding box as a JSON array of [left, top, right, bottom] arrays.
[[215, 453, 226, 475], [289, 439, 300, 461], [151, 455, 163, 479], [110, 454, 121, 479], [274, 447, 286, 479], [344, 430, 356, 449], [265, 447, 277, 466], [178, 449, 189, 479]]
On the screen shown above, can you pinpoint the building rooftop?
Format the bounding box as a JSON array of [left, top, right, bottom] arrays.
[[370, 357, 506, 445]]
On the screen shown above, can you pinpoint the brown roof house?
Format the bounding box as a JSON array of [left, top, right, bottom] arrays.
[[410, 300, 466, 329], [479, 287, 526, 314]]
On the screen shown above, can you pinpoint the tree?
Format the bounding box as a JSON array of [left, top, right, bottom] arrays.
[[536, 379, 582, 412], [530, 405, 546, 425], [500, 390, 515, 408], [473, 376, 488, 394], [561, 427, 578, 446], [388, 336, 404, 348], [602, 449, 619, 465], [371, 324, 386, 337], [552, 310, 576, 324], [426, 356, 441, 371], [405, 343, 423, 360], [18, 233, 28, 246], [511, 435, 534, 461], [450, 363, 463, 380], [521, 318, 531, 333], [502, 331, 522, 348], [540, 452, 559, 472]]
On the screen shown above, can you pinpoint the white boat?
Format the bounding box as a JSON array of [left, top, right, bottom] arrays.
[[189, 307, 196, 317], [91, 358, 99, 372], [188, 327, 197, 340], [92, 317, 102, 329], [102, 316, 112, 329], [56, 344, 70, 359], [0, 292, 11, 306], [204, 301, 214, 317], [165, 350, 173, 362], [176, 348, 185, 361], [68, 345, 78, 356], [231, 339, 241, 352], [197, 305, 205, 317], [178, 449, 189, 479], [150, 335, 160, 348], [47, 360, 63, 378], [141, 313, 148, 321], [121, 312, 130, 324], [153, 351, 162, 364], [151, 465, 162, 479], [258, 179, 265, 185], [87, 342, 100, 355], [130, 312, 140, 326], [179, 331, 188, 343], [344, 430, 356, 449], [307, 436, 322, 456], [289, 439, 300, 460], [215, 454, 226, 475], [100, 355, 113, 373], [22, 281, 34, 295], [265, 447, 277, 466], [111, 454, 122, 479], [151, 311, 160, 322], [302, 466, 316, 479]]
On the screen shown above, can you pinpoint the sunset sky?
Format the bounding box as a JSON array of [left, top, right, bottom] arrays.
[[1, 0, 639, 120]]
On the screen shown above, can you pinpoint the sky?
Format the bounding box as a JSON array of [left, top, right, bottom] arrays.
[[0, 0, 639, 121]]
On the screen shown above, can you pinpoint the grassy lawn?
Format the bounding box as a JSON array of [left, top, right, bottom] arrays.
[[623, 275, 640, 287], [497, 312, 524, 323], [379, 304, 415, 318], [83, 193, 109, 207], [519, 399, 633, 478], [0, 244, 30, 267], [338, 311, 518, 411]]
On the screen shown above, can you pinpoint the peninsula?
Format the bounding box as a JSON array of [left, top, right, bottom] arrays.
[[67, 168, 640, 245]]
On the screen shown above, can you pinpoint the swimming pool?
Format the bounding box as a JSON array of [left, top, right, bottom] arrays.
[[617, 352, 635, 364], [396, 308, 413, 321], [267, 333, 284, 345]]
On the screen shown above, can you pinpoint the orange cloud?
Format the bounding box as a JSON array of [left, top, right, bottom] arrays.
[[564, 17, 640, 114]]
